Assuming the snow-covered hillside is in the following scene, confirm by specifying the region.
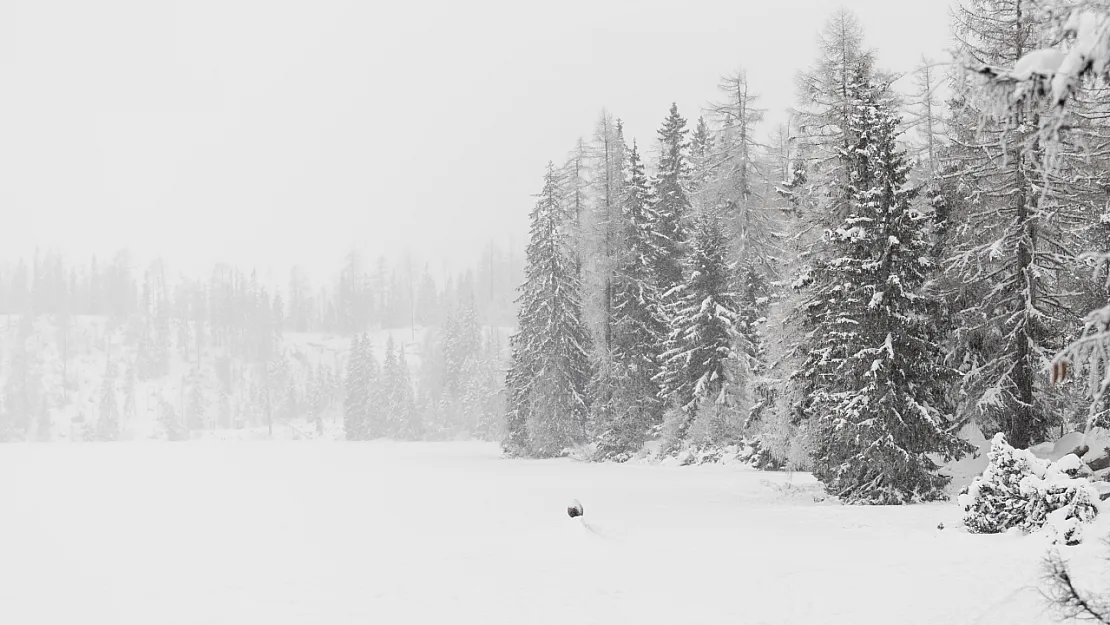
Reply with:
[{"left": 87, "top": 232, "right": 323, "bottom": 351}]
[
  {"left": 0, "top": 314, "right": 492, "bottom": 442},
  {"left": 0, "top": 440, "right": 1100, "bottom": 625}
]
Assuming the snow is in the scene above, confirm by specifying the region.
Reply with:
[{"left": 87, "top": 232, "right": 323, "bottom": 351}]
[
  {"left": 0, "top": 440, "right": 1102, "bottom": 625},
  {"left": 1041, "top": 427, "right": 1110, "bottom": 463},
  {"left": 1011, "top": 49, "right": 1066, "bottom": 80}
]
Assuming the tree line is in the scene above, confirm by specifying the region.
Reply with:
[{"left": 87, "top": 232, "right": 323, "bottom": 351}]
[
  {"left": 0, "top": 245, "right": 512, "bottom": 442},
  {"left": 503, "top": 2, "right": 1110, "bottom": 505}
]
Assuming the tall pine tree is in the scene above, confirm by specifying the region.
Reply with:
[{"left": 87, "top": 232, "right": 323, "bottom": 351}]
[
  {"left": 651, "top": 104, "right": 693, "bottom": 303},
  {"left": 343, "top": 334, "right": 368, "bottom": 440},
  {"left": 802, "top": 69, "right": 967, "bottom": 503},
  {"left": 594, "top": 142, "right": 667, "bottom": 460},
  {"left": 503, "top": 164, "right": 593, "bottom": 458},
  {"left": 657, "top": 213, "right": 747, "bottom": 452}
]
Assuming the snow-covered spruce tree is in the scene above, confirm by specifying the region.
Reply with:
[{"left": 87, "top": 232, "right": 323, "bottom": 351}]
[
  {"left": 689, "top": 116, "right": 714, "bottom": 190},
  {"left": 443, "top": 293, "right": 481, "bottom": 399},
  {"left": 158, "top": 398, "right": 187, "bottom": 441},
  {"left": 397, "top": 361, "right": 422, "bottom": 440},
  {"left": 362, "top": 337, "right": 385, "bottom": 438},
  {"left": 650, "top": 104, "right": 693, "bottom": 310},
  {"left": 802, "top": 69, "right": 968, "bottom": 504},
  {"left": 96, "top": 360, "right": 121, "bottom": 442},
  {"left": 123, "top": 365, "right": 137, "bottom": 428},
  {"left": 947, "top": 0, "right": 1084, "bottom": 448},
  {"left": 502, "top": 163, "right": 593, "bottom": 458},
  {"left": 759, "top": 10, "right": 879, "bottom": 469},
  {"left": 186, "top": 370, "right": 208, "bottom": 430},
  {"left": 382, "top": 335, "right": 401, "bottom": 437},
  {"left": 461, "top": 332, "right": 505, "bottom": 441},
  {"left": 381, "top": 337, "right": 419, "bottom": 439},
  {"left": 35, "top": 402, "right": 50, "bottom": 442},
  {"left": 657, "top": 212, "right": 746, "bottom": 454},
  {"left": 593, "top": 142, "right": 667, "bottom": 460},
  {"left": 343, "top": 333, "right": 368, "bottom": 440},
  {"left": 502, "top": 340, "right": 532, "bottom": 456},
  {"left": 960, "top": 434, "right": 1098, "bottom": 545}
]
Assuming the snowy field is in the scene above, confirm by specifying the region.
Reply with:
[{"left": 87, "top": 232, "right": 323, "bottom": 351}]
[{"left": 0, "top": 441, "right": 1100, "bottom": 625}]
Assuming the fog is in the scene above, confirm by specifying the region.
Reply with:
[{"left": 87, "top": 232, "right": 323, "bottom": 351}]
[
  {"left": 0, "top": 0, "right": 950, "bottom": 280},
  {"left": 10, "top": 2, "right": 1105, "bottom": 623}
]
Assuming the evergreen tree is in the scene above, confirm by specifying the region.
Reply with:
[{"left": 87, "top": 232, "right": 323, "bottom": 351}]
[
  {"left": 802, "top": 70, "right": 967, "bottom": 503},
  {"left": 343, "top": 334, "right": 368, "bottom": 440},
  {"left": 650, "top": 104, "right": 693, "bottom": 300},
  {"left": 363, "top": 338, "right": 384, "bottom": 438},
  {"left": 186, "top": 370, "right": 207, "bottom": 430},
  {"left": 96, "top": 360, "right": 120, "bottom": 442},
  {"left": 382, "top": 335, "right": 402, "bottom": 436},
  {"left": 502, "top": 164, "right": 594, "bottom": 457},
  {"left": 503, "top": 342, "right": 532, "bottom": 455},
  {"left": 159, "top": 398, "right": 188, "bottom": 442},
  {"left": 947, "top": 0, "right": 1086, "bottom": 448},
  {"left": 2, "top": 318, "right": 32, "bottom": 440},
  {"left": 397, "top": 361, "right": 421, "bottom": 440},
  {"left": 444, "top": 294, "right": 481, "bottom": 398},
  {"left": 594, "top": 142, "right": 666, "bottom": 460},
  {"left": 657, "top": 213, "right": 747, "bottom": 451},
  {"left": 123, "top": 365, "right": 137, "bottom": 427},
  {"left": 35, "top": 402, "right": 51, "bottom": 442}
]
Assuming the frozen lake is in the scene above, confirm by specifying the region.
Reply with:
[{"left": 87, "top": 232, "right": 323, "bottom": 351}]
[{"left": 0, "top": 441, "right": 1085, "bottom": 624}]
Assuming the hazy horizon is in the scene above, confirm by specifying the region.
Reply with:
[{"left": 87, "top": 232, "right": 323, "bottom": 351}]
[{"left": 0, "top": 0, "right": 952, "bottom": 283}]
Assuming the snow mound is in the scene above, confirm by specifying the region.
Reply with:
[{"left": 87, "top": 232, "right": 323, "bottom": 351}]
[
  {"left": 960, "top": 433, "right": 1100, "bottom": 545},
  {"left": 1012, "top": 49, "right": 1066, "bottom": 80}
]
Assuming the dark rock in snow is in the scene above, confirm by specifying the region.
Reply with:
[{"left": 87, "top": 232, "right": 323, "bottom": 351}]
[
  {"left": 1088, "top": 447, "right": 1110, "bottom": 472},
  {"left": 567, "top": 499, "right": 583, "bottom": 519}
]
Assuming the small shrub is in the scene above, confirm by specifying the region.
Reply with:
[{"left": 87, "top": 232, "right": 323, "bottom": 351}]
[{"left": 959, "top": 433, "right": 1099, "bottom": 545}]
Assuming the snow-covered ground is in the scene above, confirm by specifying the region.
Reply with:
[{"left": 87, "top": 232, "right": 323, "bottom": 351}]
[{"left": 0, "top": 441, "right": 1102, "bottom": 624}]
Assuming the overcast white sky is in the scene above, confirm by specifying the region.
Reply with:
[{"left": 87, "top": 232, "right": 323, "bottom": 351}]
[{"left": 0, "top": 0, "right": 953, "bottom": 284}]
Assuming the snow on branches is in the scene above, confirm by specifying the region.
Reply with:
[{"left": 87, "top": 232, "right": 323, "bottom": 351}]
[{"left": 960, "top": 433, "right": 1100, "bottom": 545}]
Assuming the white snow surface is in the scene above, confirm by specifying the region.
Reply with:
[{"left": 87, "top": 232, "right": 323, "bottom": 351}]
[
  {"left": 1011, "top": 49, "right": 1066, "bottom": 80},
  {"left": 0, "top": 440, "right": 1103, "bottom": 625}
]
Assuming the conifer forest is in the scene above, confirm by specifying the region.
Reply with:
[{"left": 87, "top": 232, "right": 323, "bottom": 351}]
[{"left": 9, "top": 1, "right": 1110, "bottom": 623}]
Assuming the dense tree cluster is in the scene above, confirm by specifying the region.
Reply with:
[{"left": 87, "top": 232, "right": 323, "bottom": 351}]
[
  {"left": 0, "top": 242, "right": 510, "bottom": 443},
  {"left": 501, "top": 2, "right": 1110, "bottom": 507}
]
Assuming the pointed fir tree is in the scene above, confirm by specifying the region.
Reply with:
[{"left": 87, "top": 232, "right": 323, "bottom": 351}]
[
  {"left": 593, "top": 142, "right": 667, "bottom": 460},
  {"left": 502, "top": 163, "right": 594, "bottom": 457},
  {"left": 801, "top": 70, "right": 969, "bottom": 504},
  {"left": 186, "top": 370, "right": 208, "bottom": 430},
  {"left": 343, "top": 334, "right": 368, "bottom": 440},
  {"left": 382, "top": 335, "right": 402, "bottom": 437},
  {"left": 650, "top": 104, "right": 693, "bottom": 301},
  {"left": 96, "top": 360, "right": 121, "bottom": 442},
  {"left": 397, "top": 361, "right": 422, "bottom": 440},
  {"left": 503, "top": 341, "right": 532, "bottom": 455},
  {"left": 444, "top": 293, "right": 481, "bottom": 399},
  {"left": 122, "top": 365, "right": 137, "bottom": 427},
  {"left": 363, "top": 337, "right": 384, "bottom": 438},
  {"left": 657, "top": 212, "right": 747, "bottom": 452},
  {"left": 35, "top": 401, "right": 51, "bottom": 442}
]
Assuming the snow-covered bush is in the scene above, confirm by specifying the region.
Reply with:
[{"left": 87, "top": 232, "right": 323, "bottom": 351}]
[
  {"left": 659, "top": 435, "right": 788, "bottom": 470},
  {"left": 959, "top": 433, "right": 1099, "bottom": 544},
  {"left": 157, "top": 399, "right": 188, "bottom": 442}
]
